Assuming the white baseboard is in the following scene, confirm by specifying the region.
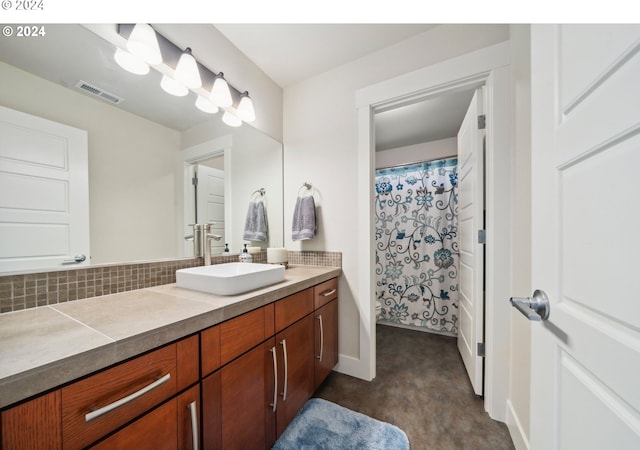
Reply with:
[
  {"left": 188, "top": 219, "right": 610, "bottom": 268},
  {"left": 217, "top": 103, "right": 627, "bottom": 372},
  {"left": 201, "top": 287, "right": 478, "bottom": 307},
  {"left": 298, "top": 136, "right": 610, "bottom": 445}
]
[{"left": 506, "top": 399, "right": 530, "bottom": 450}]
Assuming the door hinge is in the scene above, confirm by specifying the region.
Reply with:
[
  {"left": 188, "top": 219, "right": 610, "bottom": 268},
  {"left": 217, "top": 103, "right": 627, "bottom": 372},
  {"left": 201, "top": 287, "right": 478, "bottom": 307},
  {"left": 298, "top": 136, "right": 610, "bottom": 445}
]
[
  {"left": 477, "top": 342, "right": 485, "bottom": 357},
  {"left": 477, "top": 229, "right": 486, "bottom": 244},
  {"left": 192, "top": 176, "right": 198, "bottom": 187},
  {"left": 477, "top": 114, "right": 486, "bottom": 130}
]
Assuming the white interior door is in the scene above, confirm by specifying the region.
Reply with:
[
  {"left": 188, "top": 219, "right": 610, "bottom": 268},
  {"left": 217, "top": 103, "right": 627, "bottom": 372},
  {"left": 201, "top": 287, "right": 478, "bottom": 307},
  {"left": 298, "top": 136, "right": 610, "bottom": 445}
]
[
  {"left": 457, "top": 88, "right": 485, "bottom": 396},
  {"left": 0, "top": 106, "right": 89, "bottom": 273},
  {"left": 196, "top": 164, "right": 225, "bottom": 255},
  {"left": 530, "top": 25, "right": 640, "bottom": 449}
]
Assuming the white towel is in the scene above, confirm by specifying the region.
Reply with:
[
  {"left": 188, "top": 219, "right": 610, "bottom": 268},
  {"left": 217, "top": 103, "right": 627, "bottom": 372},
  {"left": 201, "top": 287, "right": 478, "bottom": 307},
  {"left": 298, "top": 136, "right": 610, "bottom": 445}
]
[
  {"left": 292, "top": 196, "right": 316, "bottom": 240},
  {"left": 243, "top": 200, "right": 268, "bottom": 241}
]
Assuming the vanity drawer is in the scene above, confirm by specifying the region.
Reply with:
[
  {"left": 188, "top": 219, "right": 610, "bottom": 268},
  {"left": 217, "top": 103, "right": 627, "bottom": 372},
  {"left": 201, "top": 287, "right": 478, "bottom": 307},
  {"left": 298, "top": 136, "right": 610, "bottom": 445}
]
[
  {"left": 61, "top": 344, "right": 178, "bottom": 450},
  {"left": 313, "top": 278, "right": 338, "bottom": 309},
  {"left": 275, "top": 288, "right": 313, "bottom": 333},
  {"left": 201, "top": 303, "right": 275, "bottom": 372}
]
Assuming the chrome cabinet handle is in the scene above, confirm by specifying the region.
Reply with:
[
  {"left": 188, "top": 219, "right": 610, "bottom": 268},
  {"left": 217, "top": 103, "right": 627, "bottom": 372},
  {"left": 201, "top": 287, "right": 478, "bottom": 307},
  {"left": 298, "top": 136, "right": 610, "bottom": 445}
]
[
  {"left": 280, "top": 340, "right": 288, "bottom": 401},
  {"left": 63, "top": 254, "right": 86, "bottom": 264},
  {"left": 269, "top": 346, "right": 278, "bottom": 412},
  {"left": 188, "top": 400, "right": 199, "bottom": 450},
  {"left": 321, "top": 288, "right": 337, "bottom": 297},
  {"left": 85, "top": 373, "right": 171, "bottom": 422},
  {"left": 510, "top": 289, "right": 550, "bottom": 321},
  {"left": 317, "top": 315, "right": 324, "bottom": 362}
]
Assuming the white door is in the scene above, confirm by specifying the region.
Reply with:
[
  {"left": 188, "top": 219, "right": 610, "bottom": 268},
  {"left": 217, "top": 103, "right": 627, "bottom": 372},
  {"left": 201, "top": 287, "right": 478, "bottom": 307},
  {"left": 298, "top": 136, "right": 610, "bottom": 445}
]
[
  {"left": 457, "top": 88, "right": 485, "bottom": 396},
  {"left": 530, "top": 25, "right": 640, "bottom": 449},
  {"left": 0, "top": 106, "right": 89, "bottom": 272},
  {"left": 196, "top": 164, "right": 225, "bottom": 255}
]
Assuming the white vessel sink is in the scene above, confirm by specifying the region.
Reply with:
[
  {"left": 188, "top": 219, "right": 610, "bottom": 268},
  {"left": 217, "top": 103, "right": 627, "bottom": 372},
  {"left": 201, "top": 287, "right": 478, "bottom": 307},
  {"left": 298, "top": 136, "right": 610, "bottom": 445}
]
[{"left": 176, "top": 263, "right": 285, "bottom": 295}]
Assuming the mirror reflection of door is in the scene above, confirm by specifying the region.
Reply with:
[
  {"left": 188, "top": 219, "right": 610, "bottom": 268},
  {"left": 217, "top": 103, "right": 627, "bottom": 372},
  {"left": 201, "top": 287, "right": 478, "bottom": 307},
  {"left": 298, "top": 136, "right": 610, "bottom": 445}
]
[
  {"left": 0, "top": 106, "right": 90, "bottom": 272},
  {"left": 195, "top": 162, "right": 225, "bottom": 255}
]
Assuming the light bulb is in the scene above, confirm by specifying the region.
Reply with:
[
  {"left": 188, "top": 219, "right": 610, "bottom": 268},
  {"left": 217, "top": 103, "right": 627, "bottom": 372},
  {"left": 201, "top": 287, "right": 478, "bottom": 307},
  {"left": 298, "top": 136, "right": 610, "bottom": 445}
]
[
  {"left": 237, "top": 92, "right": 256, "bottom": 123},
  {"left": 195, "top": 95, "right": 219, "bottom": 114},
  {"left": 175, "top": 48, "right": 201, "bottom": 89},
  {"left": 160, "top": 75, "right": 188, "bottom": 97},
  {"left": 126, "top": 23, "right": 162, "bottom": 65},
  {"left": 210, "top": 73, "right": 232, "bottom": 107},
  {"left": 114, "top": 48, "right": 149, "bottom": 75},
  {"left": 222, "top": 110, "right": 242, "bottom": 127}
]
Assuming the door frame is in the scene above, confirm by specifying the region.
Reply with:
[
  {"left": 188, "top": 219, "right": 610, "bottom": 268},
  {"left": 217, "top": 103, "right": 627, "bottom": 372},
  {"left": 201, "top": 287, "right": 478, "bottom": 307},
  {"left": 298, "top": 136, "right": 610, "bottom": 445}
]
[{"left": 354, "top": 41, "right": 511, "bottom": 420}]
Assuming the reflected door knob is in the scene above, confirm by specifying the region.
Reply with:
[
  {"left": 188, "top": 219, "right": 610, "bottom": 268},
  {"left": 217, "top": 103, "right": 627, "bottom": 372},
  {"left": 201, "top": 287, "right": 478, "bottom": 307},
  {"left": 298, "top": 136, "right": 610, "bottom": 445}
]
[{"left": 510, "top": 289, "right": 550, "bottom": 321}]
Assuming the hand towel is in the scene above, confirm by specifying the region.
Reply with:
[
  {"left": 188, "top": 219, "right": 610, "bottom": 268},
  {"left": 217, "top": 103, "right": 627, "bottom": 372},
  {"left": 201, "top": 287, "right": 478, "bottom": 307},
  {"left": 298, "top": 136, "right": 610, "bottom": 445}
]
[
  {"left": 292, "top": 195, "right": 316, "bottom": 240},
  {"left": 243, "top": 200, "right": 269, "bottom": 241}
]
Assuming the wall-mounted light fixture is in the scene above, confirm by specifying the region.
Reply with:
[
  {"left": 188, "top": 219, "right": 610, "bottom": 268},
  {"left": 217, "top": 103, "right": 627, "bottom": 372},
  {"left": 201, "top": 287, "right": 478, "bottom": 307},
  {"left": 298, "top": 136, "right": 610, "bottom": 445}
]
[
  {"left": 126, "top": 23, "right": 162, "bottom": 65},
  {"left": 113, "top": 24, "right": 256, "bottom": 126},
  {"left": 114, "top": 48, "right": 149, "bottom": 75}
]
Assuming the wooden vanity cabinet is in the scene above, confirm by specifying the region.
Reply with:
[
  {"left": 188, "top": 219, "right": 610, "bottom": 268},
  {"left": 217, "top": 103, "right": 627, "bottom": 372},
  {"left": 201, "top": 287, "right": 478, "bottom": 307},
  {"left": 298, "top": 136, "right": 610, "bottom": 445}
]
[
  {"left": 201, "top": 279, "right": 338, "bottom": 449},
  {"left": 1, "top": 276, "right": 339, "bottom": 450}
]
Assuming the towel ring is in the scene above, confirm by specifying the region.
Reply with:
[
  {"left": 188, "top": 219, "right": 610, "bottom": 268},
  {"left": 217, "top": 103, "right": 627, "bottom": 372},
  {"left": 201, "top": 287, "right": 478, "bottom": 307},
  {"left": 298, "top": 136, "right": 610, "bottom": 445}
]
[
  {"left": 251, "top": 188, "right": 266, "bottom": 200},
  {"left": 297, "top": 182, "right": 312, "bottom": 197}
]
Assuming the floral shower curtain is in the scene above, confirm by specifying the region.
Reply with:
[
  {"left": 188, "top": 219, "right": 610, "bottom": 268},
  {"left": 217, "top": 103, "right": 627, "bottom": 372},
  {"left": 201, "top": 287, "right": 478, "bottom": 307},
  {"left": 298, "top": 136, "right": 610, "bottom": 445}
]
[{"left": 375, "top": 158, "right": 458, "bottom": 335}]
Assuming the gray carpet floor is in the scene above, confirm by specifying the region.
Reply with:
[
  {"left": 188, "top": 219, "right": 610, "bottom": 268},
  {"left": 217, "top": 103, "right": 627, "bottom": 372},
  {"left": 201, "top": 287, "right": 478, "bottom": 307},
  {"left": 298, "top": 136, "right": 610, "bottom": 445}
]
[{"left": 314, "top": 324, "right": 515, "bottom": 450}]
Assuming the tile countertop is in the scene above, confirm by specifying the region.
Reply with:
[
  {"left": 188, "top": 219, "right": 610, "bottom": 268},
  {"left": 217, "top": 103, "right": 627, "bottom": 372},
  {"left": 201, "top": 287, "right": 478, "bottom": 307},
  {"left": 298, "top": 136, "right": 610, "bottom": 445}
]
[{"left": 0, "top": 265, "right": 341, "bottom": 409}]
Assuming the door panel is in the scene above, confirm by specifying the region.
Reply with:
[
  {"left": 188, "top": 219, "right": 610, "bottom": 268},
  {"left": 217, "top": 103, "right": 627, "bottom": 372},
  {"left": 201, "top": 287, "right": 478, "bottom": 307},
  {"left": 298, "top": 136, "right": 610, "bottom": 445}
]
[
  {"left": 0, "top": 106, "right": 89, "bottom": 272},
  {"left": 530, "top": 24, "right": 640, "bottom": 449},
  {"left": 456, "top": 88, "right": 485, "bottom": 396}
]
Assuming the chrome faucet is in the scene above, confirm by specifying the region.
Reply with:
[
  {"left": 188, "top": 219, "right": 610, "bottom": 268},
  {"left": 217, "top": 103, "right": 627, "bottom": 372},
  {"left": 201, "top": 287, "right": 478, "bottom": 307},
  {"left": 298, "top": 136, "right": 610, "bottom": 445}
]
[
  {"left": 185, "top": 223, "right": 222, "bottom": 265},
  {"left": 201, "top": 223, "right": 222, "bottom": 266}
]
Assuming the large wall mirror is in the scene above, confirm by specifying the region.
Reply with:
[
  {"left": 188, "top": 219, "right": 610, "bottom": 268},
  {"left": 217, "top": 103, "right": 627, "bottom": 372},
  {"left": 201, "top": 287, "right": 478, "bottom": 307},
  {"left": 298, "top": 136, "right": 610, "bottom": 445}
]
[{"left": 0, "top": 24, "right": 283, "bottom": 274}]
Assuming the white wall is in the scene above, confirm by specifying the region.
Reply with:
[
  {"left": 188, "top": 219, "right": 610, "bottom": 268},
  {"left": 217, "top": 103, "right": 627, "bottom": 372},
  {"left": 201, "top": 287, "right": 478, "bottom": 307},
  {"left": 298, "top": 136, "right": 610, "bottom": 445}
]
[
  {"left": 375, "top": 138, "right": 457, "bottom": 169},
  {"left": 0, "top": 62, "right": 182, "bottom": 264},
  {"left": 507, "top": 25, "right": 533, "bottom": 450},
  {"left": 283, "top": 25, "right": 510, "bottom": 366}
]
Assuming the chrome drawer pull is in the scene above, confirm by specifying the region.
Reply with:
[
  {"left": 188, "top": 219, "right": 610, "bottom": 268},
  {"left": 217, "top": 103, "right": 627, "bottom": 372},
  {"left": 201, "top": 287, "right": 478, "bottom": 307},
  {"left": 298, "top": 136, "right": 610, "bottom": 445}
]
[
  {"left": 317, "top": 315, "right": 324, "bottom": 362},
  {"left": 269, "top": 346, "right": 278, "bottom": 412},
  {"left": 188, "top": 400, "right": 199, "bottom": 450},
  {"left": 321, "top": 288, "right": 336, "bottom": 297},
  {"left": 85, "top": 373, "right": 171, "bottom": 422},
  {"left": 280, "top": 340, "right": 288, "bottom": 401}
]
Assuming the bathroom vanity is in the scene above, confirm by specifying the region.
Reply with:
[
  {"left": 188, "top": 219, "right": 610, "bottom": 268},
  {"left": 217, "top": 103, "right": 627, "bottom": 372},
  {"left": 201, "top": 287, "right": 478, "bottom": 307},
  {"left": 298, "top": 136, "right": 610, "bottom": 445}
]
[{"left": 0, "top": 265, "right": 340, "bottom": 450}]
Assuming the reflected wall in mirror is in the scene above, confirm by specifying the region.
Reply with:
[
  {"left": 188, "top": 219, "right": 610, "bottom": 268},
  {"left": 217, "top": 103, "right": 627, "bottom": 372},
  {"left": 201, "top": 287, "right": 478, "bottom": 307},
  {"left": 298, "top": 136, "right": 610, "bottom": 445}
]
[{"left": 0, "top": 24, "right": 283, "bottom": 274}]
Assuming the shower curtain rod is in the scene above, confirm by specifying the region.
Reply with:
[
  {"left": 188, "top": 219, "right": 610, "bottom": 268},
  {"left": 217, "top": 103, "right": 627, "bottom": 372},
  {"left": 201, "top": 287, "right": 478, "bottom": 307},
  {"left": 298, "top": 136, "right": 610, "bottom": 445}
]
[{"left": 376, "top": 154, "right": 457, "bottom": 171}]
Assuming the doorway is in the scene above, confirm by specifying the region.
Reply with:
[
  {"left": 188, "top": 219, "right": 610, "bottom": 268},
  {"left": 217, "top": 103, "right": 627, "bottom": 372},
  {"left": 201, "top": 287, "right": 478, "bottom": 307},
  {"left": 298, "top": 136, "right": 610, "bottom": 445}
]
[
  {"left": 356, "top": 41, "right": 511, "bottom": 421},
  {"left": 373, "top": 86, "right": 486, "bottom": 396}
]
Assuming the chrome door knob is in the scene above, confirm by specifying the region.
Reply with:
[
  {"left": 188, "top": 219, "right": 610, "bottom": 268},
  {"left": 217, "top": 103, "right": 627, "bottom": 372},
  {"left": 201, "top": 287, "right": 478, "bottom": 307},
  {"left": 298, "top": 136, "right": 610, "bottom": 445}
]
[{"left": 510, "top": 289, "right": 550, "bottom": 321}]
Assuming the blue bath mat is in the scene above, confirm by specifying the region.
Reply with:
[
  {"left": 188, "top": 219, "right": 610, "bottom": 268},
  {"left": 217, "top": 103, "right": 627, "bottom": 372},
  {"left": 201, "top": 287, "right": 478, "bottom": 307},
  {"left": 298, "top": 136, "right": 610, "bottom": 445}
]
[{"left": 272, "top": 398, "right": 410, "bottom": 450}]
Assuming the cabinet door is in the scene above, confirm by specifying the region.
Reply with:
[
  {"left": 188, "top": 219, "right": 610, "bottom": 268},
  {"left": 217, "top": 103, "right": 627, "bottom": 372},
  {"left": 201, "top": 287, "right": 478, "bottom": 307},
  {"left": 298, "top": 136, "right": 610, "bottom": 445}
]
[
  {"left": 203, "top": 339, "right": 275, "bottom": 450},
  {"left": 90, "top": 399, "right": 177, "bottom": 450},
  {"left": 275, "top": 314, "right": 314, "bottom": 437},
  {"left": 314, "top": 299, "right": 339, "bottom": 389},
  {"left": 1, "top": 391, "right": 62, "bottom": 450}
]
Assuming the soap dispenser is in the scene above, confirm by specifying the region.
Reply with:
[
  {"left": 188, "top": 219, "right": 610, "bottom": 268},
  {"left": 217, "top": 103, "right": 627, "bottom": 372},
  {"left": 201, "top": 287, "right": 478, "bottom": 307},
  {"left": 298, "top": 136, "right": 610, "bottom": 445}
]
[
  {"left": 239, "top": 244, "right": 252, "bottom": 263},
  {"left": 223, "top": 243, "right": 230, "bottom": 255}
]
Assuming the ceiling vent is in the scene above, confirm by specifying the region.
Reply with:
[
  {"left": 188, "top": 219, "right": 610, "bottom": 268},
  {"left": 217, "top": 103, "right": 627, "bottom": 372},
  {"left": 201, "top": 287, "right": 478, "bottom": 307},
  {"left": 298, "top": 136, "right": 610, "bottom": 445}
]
[{"left": 74, "top": 80, "right": 124, "bottom": 105}]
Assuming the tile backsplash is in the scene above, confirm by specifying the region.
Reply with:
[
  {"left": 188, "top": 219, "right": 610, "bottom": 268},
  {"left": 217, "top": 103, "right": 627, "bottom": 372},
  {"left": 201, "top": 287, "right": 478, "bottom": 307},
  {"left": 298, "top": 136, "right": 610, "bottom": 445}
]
[{"left": 0, "top": 251, "right": 341, "bottom": 314}]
